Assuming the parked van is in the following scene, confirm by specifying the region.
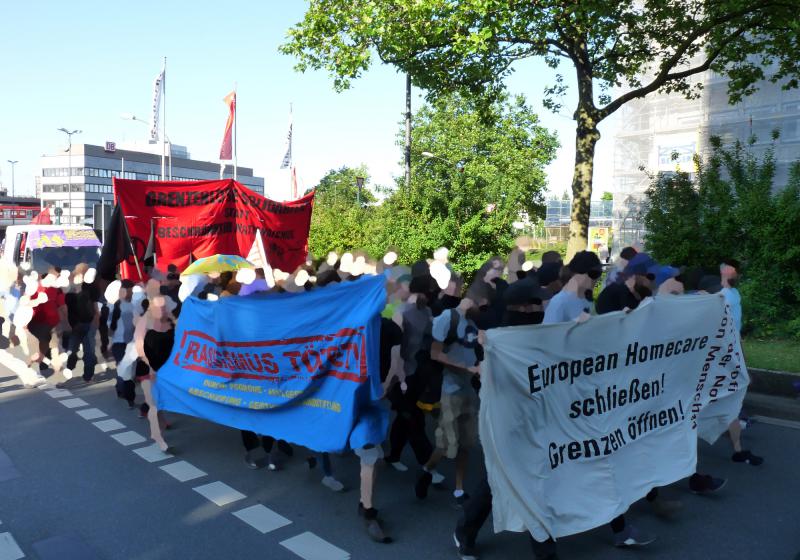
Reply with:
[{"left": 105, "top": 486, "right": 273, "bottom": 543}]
[{"left": 0, "top": 224, "right": 101, "bottom": 275}]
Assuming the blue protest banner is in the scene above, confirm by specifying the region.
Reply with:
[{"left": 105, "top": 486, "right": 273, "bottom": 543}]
[{"left": 153, "top": 275, "right": 389, "bottom": 452}]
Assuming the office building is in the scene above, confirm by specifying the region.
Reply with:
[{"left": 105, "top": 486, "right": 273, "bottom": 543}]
[
  {"left": 611, "top": 65, "right": 800, "bottom": 247},
  {"left": 38, "top": 142, "right": 265, "bottom": 225}
]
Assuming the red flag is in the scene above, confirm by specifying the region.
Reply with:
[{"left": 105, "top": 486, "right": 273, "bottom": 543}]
[
  {"left": 219, "top": 91, "right": 236, "bottom": 160},
  {"left": 30, "top": 207, "right": 51, "bottom": 225}
]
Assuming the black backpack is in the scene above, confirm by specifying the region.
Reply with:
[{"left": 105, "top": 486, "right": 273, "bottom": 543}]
[{"left": 416, "top": 309, "right": 461, "bottom": 411}]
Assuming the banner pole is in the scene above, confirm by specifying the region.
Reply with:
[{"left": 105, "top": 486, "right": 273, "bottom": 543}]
[
  {"left": 233, "top": 83, "right": 238, "bottom": 181},
  {"left": 161, "top": 56, "right": 167, "bottom": 181}
]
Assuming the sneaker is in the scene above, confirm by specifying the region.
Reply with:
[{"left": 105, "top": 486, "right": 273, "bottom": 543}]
[
  {"left": 691, "top": 476, "right": 727, "bottom": 494},
  {"left": 365, "top": 518, "right": 392, "bottom": 544},
  {"left": 453, "top": 531, "right": 478, "bottom": 560},
  {"left": 62, "top": 368, "right": 74, "bottom": 380},
  {"left": 732, "top": 450, "right": 764, "bottom": 466},
  {"left": 138, "top": 409, "right": 147, "bottom": 419},
  {"left": 322, "top": 476, "right": 344, "bottom": 492},
  {"left": 613, "top": 525, "right": 656, "bottom": 547},
  {"left": 415, "top": 471, "right": 433, "bottom": 499},
  {"left": 431, "top": 469, "right": 445, "bottom": 485},
  {"left": 650, "top": 499, "right": 683, "bottom": 518},
  {"left": 387, "top": 460, "right": 409, "bottom": 472},
  {"left": 267, "top": 461, "right": 278, "bottom": 471}
]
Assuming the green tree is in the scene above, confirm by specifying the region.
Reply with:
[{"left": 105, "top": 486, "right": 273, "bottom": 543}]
[
  {"left": 601, "top": 191, "right": 614, "bottom": 202},
  {"left": 375, "top": 92, "right": 558, "bottom": 272},
  {"left": 306, "top": 166, "right": 378, "bottom": 258},
  {"left": 642, "top": 137, "right": 800, "bottom": 338},
  {"left": 282, "top": 0, "right": 800, "bottom": 258}
]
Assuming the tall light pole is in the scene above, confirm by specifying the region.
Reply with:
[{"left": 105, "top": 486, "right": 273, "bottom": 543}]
[
  {"left": 121, "top": 112, "right": 172, "bottom": 179},
  {"left": 58, "top": 128, "right": 81, "bottom": 225},
  {"left": 6, "top": 160, "right": 18, "bottom": 225}
]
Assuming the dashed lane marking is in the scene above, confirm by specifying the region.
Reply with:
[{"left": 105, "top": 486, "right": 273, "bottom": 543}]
[
  {"left": 0, "top": 532, "right": 25, "bottom": 560},
  {"left": 44, "top": 389, "right": 72, "bottom": 399},
  {"left": 110, "top": 431, "right": 147, "bottom": 446},
  {"left": 58, "top": 398, "right": 88, "bottom": 409},
  {"left": 280, "top": 531, "right": 350, "bottom": 560},
  {"left": 192, "top": 481, "right": 246, "bottom": 507},
  {"left": 75, "top": 408, "right": 107, "bottom": 420},
  {"left": 92, "top": 419, "right": 126, "bottom": 432},
  {"left": 232, "top": 504, "right": 292, "bottom": 534},
  {"left": 159, "top": 460, "right": 207, "bottom": 482},
  {"left": 132, "top": 443, "right": 173, "bottom": 463}
]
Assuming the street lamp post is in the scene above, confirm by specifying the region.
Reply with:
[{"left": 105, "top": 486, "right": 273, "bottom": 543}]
[
  {"left": 121, "top": 113, "right": 172, "bottom": 179},
  {"left": 355, "top": 176, "right": 365, "bottom": 206},
  {"left": 6, "top": 160, "right": 18, "bottom": 225},
  {"left": 58, "top": 128, "right": 81, "bottom": 225}
]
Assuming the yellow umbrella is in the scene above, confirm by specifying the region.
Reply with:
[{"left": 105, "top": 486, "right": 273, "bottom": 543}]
[{"left": 181, "top": 254, "right": 255, "bottom": 277}]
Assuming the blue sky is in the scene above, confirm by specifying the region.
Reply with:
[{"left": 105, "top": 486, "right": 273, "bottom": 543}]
[{"left": 0, "top": 0, "right": 615, "bottom": 200}]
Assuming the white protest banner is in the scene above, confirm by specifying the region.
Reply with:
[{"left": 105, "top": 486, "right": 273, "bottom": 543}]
[{"left": 479, "top": 293, "right": 747, "bottom": 541}]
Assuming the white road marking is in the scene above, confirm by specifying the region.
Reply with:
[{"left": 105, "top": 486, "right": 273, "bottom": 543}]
[
  {"left": 110, "top": 431, "right": 147, "bottom": 446},
  {"left": 751, "top": 415, "right": 800, "bottom": 430},
  {"left": 75, "top": 408, "right": 107, "bottom": 420},
  {"left": 0, "top": 532, "right": 25, "bottom": 560},
  {"left": 280, "top": 532, "right": 350, "bottom": 560},
  {"left": 159, "top": 461, "right": 206, "bottom": 482},
  {"left": 192, "top": 481, "right": 246, "bottom": 507},
  {"left": 44, "top": 389, "right": 72, "bottom": 399},
  {"left": 92, "top": 419, "right": 125, "bottom": 433},
  {"left": 58, "top": 398, "right": 88, "bottom": 409},
  {"left": 232, "top": 504, "right": 292, "bottom": 534},
  {"left": 132, "top": 443, "right": 173, "bottom": 463}
]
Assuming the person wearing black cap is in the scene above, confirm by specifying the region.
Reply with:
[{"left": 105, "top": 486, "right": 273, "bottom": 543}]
[
  {"left": 595, "top": 252, "right": 656, "bottom": 315},
  {"left": 542, "top": 251, "right": 601, "bottom": 324},
  {"left": 536, "top": 261, "right": 563, "bottom": 296},
  {"left": 454, "top": 274, "right": 556, "bottom": 560}
]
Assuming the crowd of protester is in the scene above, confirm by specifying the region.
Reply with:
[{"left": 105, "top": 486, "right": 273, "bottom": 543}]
[{"left": 0, "top": 242, "right": 763, "bottom": 559}]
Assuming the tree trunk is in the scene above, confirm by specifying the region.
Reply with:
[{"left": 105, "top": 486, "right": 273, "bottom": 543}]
[
  {"left": 404, "top": 73, "right": 412, "bottom": 189},
  {"left": 566, "top": 113, "right": 600, "bottom": 259}
]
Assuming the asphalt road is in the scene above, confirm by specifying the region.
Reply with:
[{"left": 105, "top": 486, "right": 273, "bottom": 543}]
[{"left": 1, "top": 341, "right": 799, "bottom": 560}]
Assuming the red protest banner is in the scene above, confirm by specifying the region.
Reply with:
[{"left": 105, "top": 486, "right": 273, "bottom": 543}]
[{"left": 113, "top": 179, "right": 314, "bottom": 279}]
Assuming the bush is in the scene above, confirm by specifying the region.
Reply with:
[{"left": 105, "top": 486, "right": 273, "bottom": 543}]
[{"left": 642, "top": 136, "right": 800, "bottom": 340}]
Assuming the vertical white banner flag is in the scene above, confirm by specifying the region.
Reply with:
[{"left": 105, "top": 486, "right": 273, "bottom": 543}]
[
  {"left": 280, "top": 114, "right": 292, "bottom": 169},
  {"left": 150, "top": 65, "right": 165, "bottom": 143}
]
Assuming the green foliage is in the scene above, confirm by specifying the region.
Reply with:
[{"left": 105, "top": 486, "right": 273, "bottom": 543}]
[
  {"left": 309, "top": 165, "right": 376, "bottom": 205},
  {"left": 642, "top": 140, "right": 800, "bottom": 339},
  {"left": 306, "top": 93, "right": 558, "bottom": 273},
  {"left": 601, "top": 191, "right": 614, "bottom": 201},
  {"left": 282, "top": 0, "right": 800, "bottom": 253}
]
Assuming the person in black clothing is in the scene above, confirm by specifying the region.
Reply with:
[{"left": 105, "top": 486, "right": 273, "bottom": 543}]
[
  {"left": 63, "top": 265, "right": 99, "bottom": 383},
  {"left": 596, "top": 253, "right": 725, "bottom": 547},
  {"left": 454, "top": 274, "right": 557, "bottom": 560}
]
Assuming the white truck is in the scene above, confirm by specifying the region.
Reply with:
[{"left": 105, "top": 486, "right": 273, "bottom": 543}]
[{"left": 0, "top": 224, "right": 101, "bottom": 276}]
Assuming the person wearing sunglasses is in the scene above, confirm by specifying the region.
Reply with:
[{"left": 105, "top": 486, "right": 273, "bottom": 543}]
[
  {"left": 542, "top": 251, "right": 602, "bottom": 325},
  {"left": 595, "top": 252, "right": 656, "bottom": 315}
]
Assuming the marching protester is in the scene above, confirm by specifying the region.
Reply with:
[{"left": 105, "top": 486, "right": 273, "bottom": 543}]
[{"left": 0, "top": 229, "right": 756, "bottom": 558}]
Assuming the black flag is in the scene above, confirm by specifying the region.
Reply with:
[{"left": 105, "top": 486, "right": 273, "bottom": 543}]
[
  {"left": 97, "top": 204, "right": 134, "bottom": 281},
  {"left": 143, "top": 218, "right": 156, "bottom": 267}
]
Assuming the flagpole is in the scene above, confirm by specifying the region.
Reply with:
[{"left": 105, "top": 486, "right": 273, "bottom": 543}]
[
  {"left": 233, "top": 83, "right": 238, "bottom": 181},
  {"left": 161, "top": 56, "right": 167, "bottom": 181}
]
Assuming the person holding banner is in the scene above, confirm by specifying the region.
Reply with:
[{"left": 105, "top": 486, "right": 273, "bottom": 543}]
[
  {"left": 543, "top": 251, "right": 601, "bottom": 325},
  {"left": 455, "top": 274, "right": 557, "bottom": 560}
]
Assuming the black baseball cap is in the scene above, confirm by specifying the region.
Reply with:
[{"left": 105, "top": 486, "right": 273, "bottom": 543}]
[{"left": 537, "top": 262, "right": 561, "bottom": 286}]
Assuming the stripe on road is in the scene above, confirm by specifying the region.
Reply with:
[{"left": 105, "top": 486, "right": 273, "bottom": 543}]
[
  {"left": 159, "top": 461, "right": 207, "bottom": 483},
  {"left": 75, "top": 408, "right": 107, "bottom": 420},
  {"left": 232, "top": 504, "right": 292, "bottom": 534},
  {"left": 280, "top": 532, "right": 349, "bottom": 560},
  {"left": 58, "top": 398, "right": 88, "bottom": 409},
  {"left": 192, "top": 481, "right": 246, "bottom": 507},
  {"left": 0, "top": 532, "right": 24, "bottom": 560},
  {"left": 110, "top": 431, "right": 147, "bottom": 446},
  {"left": 44, "top": 389, "right": 72, "bottom": 399},
  {"left": 132, "top": 443, "right": 173, "bottom": 463},
  {"left": 92, "top": 419, "right": 125, "bottom": 432}
]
